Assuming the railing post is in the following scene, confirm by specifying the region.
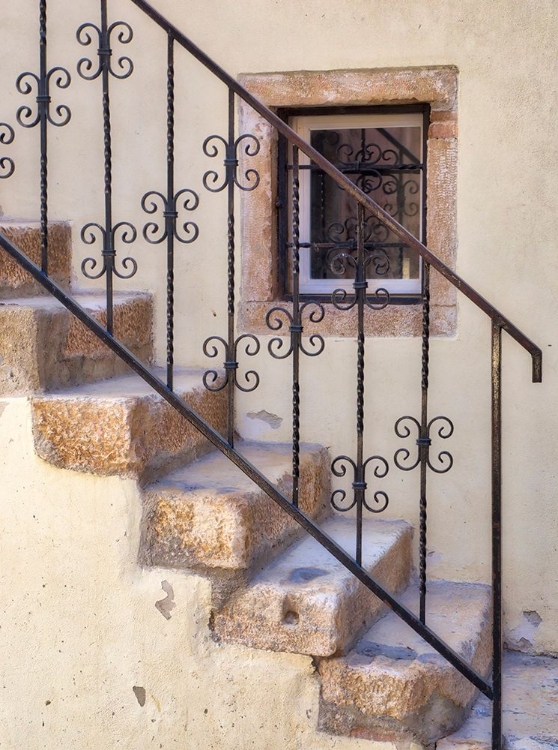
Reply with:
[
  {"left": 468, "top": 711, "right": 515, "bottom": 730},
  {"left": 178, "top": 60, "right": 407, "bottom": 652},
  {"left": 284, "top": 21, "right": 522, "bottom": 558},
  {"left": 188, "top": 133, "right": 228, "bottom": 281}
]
[{"left": 491, "top": 321, "right": 502, "bottom": 749}]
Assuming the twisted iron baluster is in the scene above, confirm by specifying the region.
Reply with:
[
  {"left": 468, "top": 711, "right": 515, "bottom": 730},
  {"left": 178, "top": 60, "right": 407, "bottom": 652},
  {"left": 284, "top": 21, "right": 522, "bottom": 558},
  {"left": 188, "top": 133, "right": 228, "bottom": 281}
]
[
  {"left": 291, "top": 148, "right": 302, "bottom": 506},
  {"left": 330, "top": 203, "right": 389, "bottom": 564},
  {"left": 166, "top": 32, "right": 175, "bottom": 389},
  {"left": 418, "top": 261, "right": 430, "bottom": 622},
  {"left": 16, "top": 0, "right": 71, "bottom": 274},
  {"left": 77, "top": 0, "right": 136, "bottom": 335},
  {"left": 225, "top": 89, "right": 236, "bottom": 446},
  {"left": 202, "top": 90, "right": 261, "bottom": 446}
]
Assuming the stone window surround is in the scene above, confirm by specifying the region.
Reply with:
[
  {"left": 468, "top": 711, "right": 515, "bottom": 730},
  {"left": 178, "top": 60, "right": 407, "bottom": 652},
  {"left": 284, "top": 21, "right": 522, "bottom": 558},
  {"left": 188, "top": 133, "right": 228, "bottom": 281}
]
[{"left": 237, "top": 66, "right": 458, "bottom": 337}]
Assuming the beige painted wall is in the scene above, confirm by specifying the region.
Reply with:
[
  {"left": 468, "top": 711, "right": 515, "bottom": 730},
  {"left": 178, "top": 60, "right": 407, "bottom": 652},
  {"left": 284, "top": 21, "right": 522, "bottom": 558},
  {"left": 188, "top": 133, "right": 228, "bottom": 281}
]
[
  {"left": 0, "top": 0, "right": 556, "bottom": 699},
  {"left": 1, "top": 398, "right": 411, "bottom": 750}
]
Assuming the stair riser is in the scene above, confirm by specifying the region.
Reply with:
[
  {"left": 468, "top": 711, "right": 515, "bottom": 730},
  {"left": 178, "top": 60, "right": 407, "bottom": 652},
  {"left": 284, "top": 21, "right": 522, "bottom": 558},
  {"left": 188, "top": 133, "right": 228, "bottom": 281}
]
[
  {"left": 31, "top": 382, "right": 227, "bottom": 483},
  {"left": 0, "top": 295, "right": 153, "bottom": 395},
  {"left": 0, "top": 223, "right": 71, "bottom": 298},
  {"left": 140, "top": 448, "right": 331, "bottom": 573}
]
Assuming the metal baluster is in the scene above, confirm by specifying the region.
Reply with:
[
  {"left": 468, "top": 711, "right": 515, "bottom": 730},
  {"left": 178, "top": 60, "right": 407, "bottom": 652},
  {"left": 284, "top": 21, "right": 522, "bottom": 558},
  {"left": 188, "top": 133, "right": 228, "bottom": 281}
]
[
  {"left": 354, "top": 203, "right": 367, "bottom": 563},
  {"left": 491, "top": 322, "right": 502, "bottom": 750},
  {"left": 77, "top": 0, "right": 137, "bottom": 337},
  {"left": 225, "top": 89, "right": 237, "bottom": 446},
  {"left": 37, "top": 0, "right": 49, "bottom": 273},
  {"left": 100, "top": 0, "right": 115, "bottom": 332},
  {"left": 16, "top": 0, "right": 71, "bottom": 275},
  {"left": 165, "top": 32, "right": 176, "bottom": 389},
  {"left": 418, "top": 261, "right": 430, "bottom": 623},
  {"left": 290, "top": 147, "right": 302, "bottom": 506}
]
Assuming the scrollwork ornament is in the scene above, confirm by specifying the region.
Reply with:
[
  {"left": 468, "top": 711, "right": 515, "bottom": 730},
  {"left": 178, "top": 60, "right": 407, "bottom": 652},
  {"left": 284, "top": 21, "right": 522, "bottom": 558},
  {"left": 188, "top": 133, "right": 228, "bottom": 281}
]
[
  {"left": 394, "top": 415, "right": 454, "bottom": 474},
  {"left": 202, "top": 133, "right": 260, "bottom": 193},
  {"left": 16, "top": 65, "right": 71, "bottom": 129},
  {"left": 80, "top": 221, "right": 138, "bottom": 280},
  {"left": 141, "top": 188, "right": 199, "bottom": 244},
  {"left": 77, "top": 20, "right": 134, "bottom": 81},
  {"left": 203, "top": 334, "right": 260, "bottom": 393},
  {"left": 330, "top": 454, "right": 389, "bottom": 514},
  {"left": 265, "top": 303, "right": 325, "bottom": 360},
  {"left": 0, "top": 123, "right": 15, "bottom": 179}
]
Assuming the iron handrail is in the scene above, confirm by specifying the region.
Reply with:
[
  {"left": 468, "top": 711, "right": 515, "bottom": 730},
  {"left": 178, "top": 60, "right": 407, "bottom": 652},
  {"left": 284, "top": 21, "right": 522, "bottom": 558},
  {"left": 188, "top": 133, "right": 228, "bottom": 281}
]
[{"left": 131, "top": 0, "right": 542, "bottom": 383}]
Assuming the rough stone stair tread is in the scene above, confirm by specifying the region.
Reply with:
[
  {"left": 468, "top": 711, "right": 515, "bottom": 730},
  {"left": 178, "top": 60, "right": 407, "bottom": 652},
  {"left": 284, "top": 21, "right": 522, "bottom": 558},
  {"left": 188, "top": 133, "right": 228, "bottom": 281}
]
[
  {"left": 349, "top": 580, "right": 491, "bottom": 661},
  {"left": 214, "top": 517, "right": 412, "bottom": 657},
  {"left": 318, "top": 580, "right": 492, "bottom": 744},
  {"left": 150, "top": 439, "right": 324, "bottom": 494},
  {"left": 32, "top": 366, "right": 204, "bottom": 399},
  {"left": 141, "top": 440, "right": 330, "bottom": 576},
  {"left": 438, "top": 652, "right": 558, "bottom": 749}
]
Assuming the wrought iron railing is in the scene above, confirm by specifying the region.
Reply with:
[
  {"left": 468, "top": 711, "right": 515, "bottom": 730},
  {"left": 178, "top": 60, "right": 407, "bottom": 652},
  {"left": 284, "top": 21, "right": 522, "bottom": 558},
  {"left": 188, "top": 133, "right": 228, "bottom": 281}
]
[{"left": 0, "top": 2, "right": 542, "bottom": 747}]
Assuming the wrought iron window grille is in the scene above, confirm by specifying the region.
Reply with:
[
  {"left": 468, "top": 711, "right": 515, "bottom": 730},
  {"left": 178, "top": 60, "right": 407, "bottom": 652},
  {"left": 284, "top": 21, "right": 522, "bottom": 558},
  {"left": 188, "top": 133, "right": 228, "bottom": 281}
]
[{"left": 277, "top": 105, "right": 429, "bottom": 304}]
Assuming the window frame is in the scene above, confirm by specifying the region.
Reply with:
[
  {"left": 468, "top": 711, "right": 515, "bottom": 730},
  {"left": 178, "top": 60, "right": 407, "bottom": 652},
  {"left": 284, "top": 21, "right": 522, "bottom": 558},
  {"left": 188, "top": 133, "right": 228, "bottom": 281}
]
[{"left": 237, "top": 67, "right": 458, "bottom": 338}]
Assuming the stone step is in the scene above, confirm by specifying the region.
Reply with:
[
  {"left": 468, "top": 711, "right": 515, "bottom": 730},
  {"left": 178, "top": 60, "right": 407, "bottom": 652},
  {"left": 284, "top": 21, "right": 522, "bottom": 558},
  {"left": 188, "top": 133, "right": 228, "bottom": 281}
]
[
  {"left": 0, "top": 220, "right": 71, "bottom": 298},
  {"left": 318, "top": 580, "right": 493, "bottom": 745},
  {"left": 438, "top": 652, "right": 558, "bottom": 750},
  {"left": 0, "top": 292, "right": 153, "bottom": 395},
  {"left": 31, "top": 368, "right": 227, "bottom": 483},
  {"left": 140, "top": 441, "right": 330, "bottom": 576},
  {"left": 213, "top": 517, "right": 412, "bottom": 657}
]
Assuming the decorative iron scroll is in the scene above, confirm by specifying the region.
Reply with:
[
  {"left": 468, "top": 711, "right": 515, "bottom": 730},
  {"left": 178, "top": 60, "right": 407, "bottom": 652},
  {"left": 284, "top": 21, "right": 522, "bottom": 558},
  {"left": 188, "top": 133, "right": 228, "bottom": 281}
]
[
  {"left": 203, "top": 334, "right": 260, "bottom": 392},
  {"left": 202, "top": 133, "right": 260, "bottom": 193},
  {"left": 0, "top": 124, "right": 15, "bottom": 179},
  {"left": 394, "top": 415, "right": 454, "bottom": 474},
  {"left": 331, "top": 455, "right": 389, "bottom": 513}
]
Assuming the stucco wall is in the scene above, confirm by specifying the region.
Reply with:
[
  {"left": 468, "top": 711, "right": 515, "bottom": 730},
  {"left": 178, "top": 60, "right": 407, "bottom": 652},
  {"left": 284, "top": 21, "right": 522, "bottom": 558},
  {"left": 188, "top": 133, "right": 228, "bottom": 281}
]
[{"left": 0, "top": 0, "right": 557, "bottom": 717}]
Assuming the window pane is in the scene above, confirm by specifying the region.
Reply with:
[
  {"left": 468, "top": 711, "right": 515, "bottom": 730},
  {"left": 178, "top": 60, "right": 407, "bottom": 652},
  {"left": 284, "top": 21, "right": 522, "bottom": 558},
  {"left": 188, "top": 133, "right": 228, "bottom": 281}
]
[{"left": 309, "top": 126, "right": 422, "bottom": 282}]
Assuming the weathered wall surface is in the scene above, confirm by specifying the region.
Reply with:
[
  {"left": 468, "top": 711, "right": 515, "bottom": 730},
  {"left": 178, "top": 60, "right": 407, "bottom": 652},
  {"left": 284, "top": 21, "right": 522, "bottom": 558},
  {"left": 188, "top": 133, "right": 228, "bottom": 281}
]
[
  {"left": 0, "top": 399, "right": 401, "bottom": 750},
  {"left": 0, "top": 1, "right": 557, "bottom": 733}
]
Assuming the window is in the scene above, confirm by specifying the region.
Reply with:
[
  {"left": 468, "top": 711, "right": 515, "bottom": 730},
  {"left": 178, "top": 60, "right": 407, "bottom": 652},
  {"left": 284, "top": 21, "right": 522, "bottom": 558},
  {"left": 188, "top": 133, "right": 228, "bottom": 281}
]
[
  {"left": 280, "top": 107, "right": 428, "bottom": 298},
  {"left": 237, "top": 67, "right": 457, "bottom": 337}
]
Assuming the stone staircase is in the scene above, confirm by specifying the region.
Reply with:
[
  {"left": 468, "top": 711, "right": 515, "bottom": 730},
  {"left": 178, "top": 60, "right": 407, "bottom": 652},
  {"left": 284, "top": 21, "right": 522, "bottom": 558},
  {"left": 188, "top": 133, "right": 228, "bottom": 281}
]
[{"left": 0, "top": 219, "right": 497, "bottom": 746}]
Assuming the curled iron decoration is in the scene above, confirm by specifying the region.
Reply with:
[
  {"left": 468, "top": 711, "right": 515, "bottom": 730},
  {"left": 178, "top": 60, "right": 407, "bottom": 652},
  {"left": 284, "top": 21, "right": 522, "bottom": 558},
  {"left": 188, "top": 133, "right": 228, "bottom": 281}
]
[
  {"left": 81, "top": 221, "right": 138, "bottom": 279},
  {"left": 203, "top": 334, "right": 260, "bottom": 393},
  {"left": 77, "top": 21, "right": 134, "bottom": 80},
  {"left": 141, "top": 188, "right": 199, "bottom": 244},
  {"left": 16, "top": 66, "right": 71, "bottom": 129},
  {"left": 266, "top": 303, "right": 325, "bottom": 360},
  {"left": 394, "top": 415, "right": 454, "bottom": 474},
  {"left": 202, "top": 133, "right": 260, "bottom": 192},
  {"left": 330, "top": 455, "right": 389, "bottom": 513},
  {"left": 0, "top": 123, "right": 15, "bottom": 179},
  {"left": 382, "top": 174, "right": 420, "bottom": 219}
]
